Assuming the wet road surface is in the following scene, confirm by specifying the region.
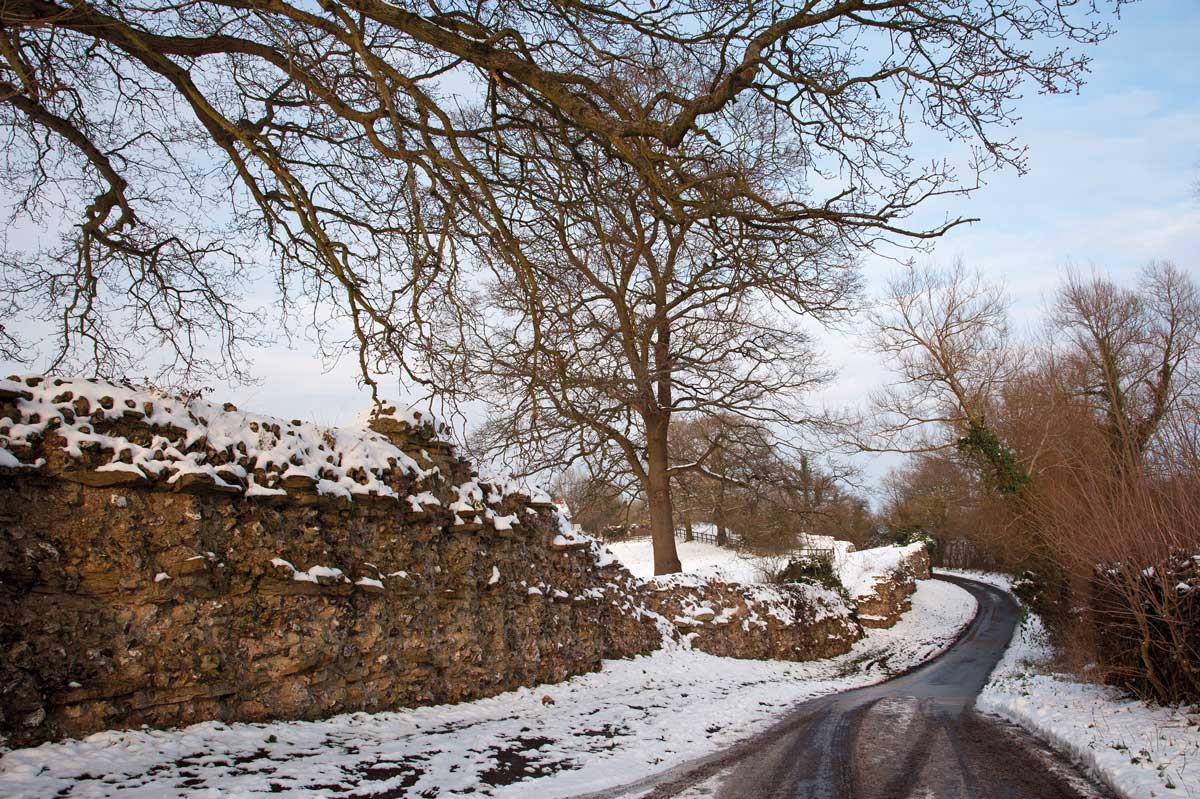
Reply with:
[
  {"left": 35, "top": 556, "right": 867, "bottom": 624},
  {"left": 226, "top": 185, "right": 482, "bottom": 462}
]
[{"left": 583, "top": 576, "right": 1115, "bottom": 799}]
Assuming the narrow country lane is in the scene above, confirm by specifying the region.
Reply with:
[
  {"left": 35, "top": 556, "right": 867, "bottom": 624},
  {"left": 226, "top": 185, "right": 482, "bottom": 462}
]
[{"left": 582, "top": 576, "right": 1116, "bottom": 799}]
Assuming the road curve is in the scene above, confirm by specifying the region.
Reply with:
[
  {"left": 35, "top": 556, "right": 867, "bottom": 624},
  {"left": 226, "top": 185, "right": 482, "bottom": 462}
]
[{"left": 581, "top": 576, "right": 1114, "bottom": 799}]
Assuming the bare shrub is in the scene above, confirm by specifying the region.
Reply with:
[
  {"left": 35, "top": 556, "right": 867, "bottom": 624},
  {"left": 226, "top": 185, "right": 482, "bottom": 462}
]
[
  {"left": 1031, "top": 410, "right": 1200, "bottom": 704},
  {"left": 869, "top": 263, "right": 1200, "bottom": 703}
]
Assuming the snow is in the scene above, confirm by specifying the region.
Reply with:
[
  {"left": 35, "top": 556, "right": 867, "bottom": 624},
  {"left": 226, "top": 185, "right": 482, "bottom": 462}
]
[
  {"left": 936, "top": 570, "right": 1200, "bottom": 799},
  {"left": 347, "top": 400, "right": 449, "bottom": 437},
  {"left": 646, "top": 568, "right": 856, "bottom": 630},
  {"left": 606, "top": 539, "right": 773, "bottom": 584},
  {"left": 406, "top": 490, "right": 440, "bottom": 512},
  {"left": 607, "top": 538, "right": 922, "bottom": 605},
  {"left": 269, "top": 558, "right": 348, "bottom": 584},
  {"left": 449, "top": 480, "right": 484, "bottom": 516},
  {"left": 605, "top": 538, "right": 921, "bottom": 632},
  {"left": 491, "top": 513, "right": 518, "bottom": 531},
  {"left": 0, "top": 376, "right": 454, "bottom": 501},
  {"left": 0, "top": 580, "right": 977, "bottom": 799},
  {"left": 835, "top": 542, "right": 926, "bottom": 600}
]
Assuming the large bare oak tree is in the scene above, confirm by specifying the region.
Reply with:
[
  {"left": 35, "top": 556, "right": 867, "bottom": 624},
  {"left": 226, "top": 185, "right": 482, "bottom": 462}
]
[{"left": 464, "top": 117, "right": 858, "bottom": 572}]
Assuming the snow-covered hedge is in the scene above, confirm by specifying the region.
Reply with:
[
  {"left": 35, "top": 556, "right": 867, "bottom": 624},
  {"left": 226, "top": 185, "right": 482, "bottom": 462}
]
[{"left": 976, "top": 585, "right": 1200, "bottom": 798}]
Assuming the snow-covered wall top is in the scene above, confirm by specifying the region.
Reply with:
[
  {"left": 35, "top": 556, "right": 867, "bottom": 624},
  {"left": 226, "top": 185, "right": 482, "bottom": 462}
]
[{"left": 0, "top": 375, "right": 550, "bottom": 511}]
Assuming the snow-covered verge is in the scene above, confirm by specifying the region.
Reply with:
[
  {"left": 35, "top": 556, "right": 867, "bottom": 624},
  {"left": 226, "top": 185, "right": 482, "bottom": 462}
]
[
  {"left": 935, "top": 570, "right": 1200, "bottom": 798},
  {"left": 0, "top": 579, "right": 977, "bottom": 799}
]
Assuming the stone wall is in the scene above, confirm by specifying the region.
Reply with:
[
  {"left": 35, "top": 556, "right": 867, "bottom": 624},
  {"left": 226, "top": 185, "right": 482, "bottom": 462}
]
[
  {"left": 851, "top": 545, "right": 931, "bottom": 628},
  {"left": 0, "top": 375, "right": 935, "bottom": 748},
  {"left": 0, "top": 376, "right": 663, "bottom": 746},
  {"left": 641, "top": 575, "right": 861, "bottom": 660}
]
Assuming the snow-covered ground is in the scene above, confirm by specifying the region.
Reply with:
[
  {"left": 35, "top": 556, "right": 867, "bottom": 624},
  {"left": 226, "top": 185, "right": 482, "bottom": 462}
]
[
  {"left": 0, "top": 580, "right": 977, "bottom": 799},
  {"left": 936, "top": 569, "right": 1200, "bottom": 799},
  {"left": 606, "top": 536, "right": 865, "bottom": 588},
  {"left": 836, "top": 542, "right": 926, "bottom": 600},
  {"left": 606, "top": 538, "right": 770, "bottom": 583}
]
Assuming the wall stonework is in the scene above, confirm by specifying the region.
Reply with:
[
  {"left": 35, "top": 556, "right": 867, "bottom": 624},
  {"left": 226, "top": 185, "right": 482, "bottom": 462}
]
[
  {"left": 852, "top": 546, "right": 931, "bottom": 628},
  {"left": 0, "top": 376, "right": 933, "bottom": 748},
  {"left": 0, "top": 377, "right": 662, "bottom": 746},
  {"left": 0, "top": 479, "right": 665, "bottom": 748},
  {"left": 641, "top": 577, "right": 861, "bottom": 660}
]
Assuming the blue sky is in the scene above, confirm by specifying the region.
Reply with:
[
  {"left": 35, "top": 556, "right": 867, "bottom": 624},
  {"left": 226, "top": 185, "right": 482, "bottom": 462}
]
[{"left": 6, "top": 1, "right": 1198, "bottom": 493}]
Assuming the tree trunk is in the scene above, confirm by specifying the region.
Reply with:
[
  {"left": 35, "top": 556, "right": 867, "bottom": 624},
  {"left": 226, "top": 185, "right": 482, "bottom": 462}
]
[
  {"left": 645, "top": 416, "right": 682, "bottom": 574},
  {"left": 715, "top": 480, "right": 728, "bottom": 546}
]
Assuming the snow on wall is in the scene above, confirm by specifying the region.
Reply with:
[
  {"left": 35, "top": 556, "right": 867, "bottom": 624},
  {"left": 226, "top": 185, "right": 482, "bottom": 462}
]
[
  {"left": 640, "top": 572, "right": 862, "bottom": 661},
  {"left": 0, "top": 375, "right": 429, "bottom": 497},
  {"left": 0, "top": 375, "right": 559, "bottom": 517}
]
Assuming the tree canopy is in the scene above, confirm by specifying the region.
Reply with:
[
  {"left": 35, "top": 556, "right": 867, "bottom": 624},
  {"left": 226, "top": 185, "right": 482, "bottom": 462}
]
[{"left": 1, "top": 0, "right": 1120, "bottom": 386}]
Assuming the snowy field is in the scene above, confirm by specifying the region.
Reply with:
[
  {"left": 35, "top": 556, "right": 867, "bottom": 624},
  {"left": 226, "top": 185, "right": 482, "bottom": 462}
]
[
  {"left": 0, "top": 581, "right": 976, "bottom": 798},
  {"left": 606, "top": 538, "right": 771, "bottom": 583},
  {"left": 605, "top": 536, "right": 881, "bottom": 590},
  {"left": 937, "top": 569, "right": 1200, "bottom": 799}
]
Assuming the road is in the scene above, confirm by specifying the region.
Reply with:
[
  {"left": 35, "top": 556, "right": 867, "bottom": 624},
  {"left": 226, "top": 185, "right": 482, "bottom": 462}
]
[{"left": 583, "top": 575, "right": 1115, "bottom": 799}]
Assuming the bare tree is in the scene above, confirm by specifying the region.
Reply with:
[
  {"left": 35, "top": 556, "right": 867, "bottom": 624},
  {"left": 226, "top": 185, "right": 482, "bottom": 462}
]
[
  {"left": 0, "top": 0, "right": 1119, "bottom": 390},
  {"left": 469, "top": 132, "right": 849, "bottom": 573},
  {"left": 549, "top": 467, "right": 631, "bottom": 537},
  {"left": 861, "top": 260, "right": 1030, "bottom": 495},
  {"left": 879, "top": 450, "right": 1018, "bottom": 566},
  {"left": 1051, "top": 262, "right": 1200, "bottom": 469},
  {"left": 670, "top": 416, "right": 841, "bottom": 551},
  {"left": 867, "top": 262, "right": 1200, "bottom": 699}
]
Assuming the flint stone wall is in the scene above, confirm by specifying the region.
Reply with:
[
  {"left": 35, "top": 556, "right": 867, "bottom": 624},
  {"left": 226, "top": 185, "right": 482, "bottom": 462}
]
[
  {"left": 853, "top": 546, "right": 932, "bottom": 628},
  {"left": 0, "top": 377, "right": 661, "bottom": 746},
  {"left": 642, "top": 576, "right": 861, "bottom": 660},
  {"left": 0, "top": 375, "right": 931, "bottom": 748}
]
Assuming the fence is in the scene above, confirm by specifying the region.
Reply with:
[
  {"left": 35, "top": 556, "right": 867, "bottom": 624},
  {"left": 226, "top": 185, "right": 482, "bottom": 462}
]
[
  {"left": 676, "top": 527, "right": 725, "bottom": 546},
  {"left": 673, "top": 529, "right": 835, "bottom": 564}
]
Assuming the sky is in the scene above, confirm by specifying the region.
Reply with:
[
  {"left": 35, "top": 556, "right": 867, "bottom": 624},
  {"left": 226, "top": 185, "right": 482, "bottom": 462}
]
[
  {"left": 5, "top": 0, "right": 1199, "bottom": 496},
  {"left": 813, "top": 0, "right": 1200, "bottom": 486}
]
